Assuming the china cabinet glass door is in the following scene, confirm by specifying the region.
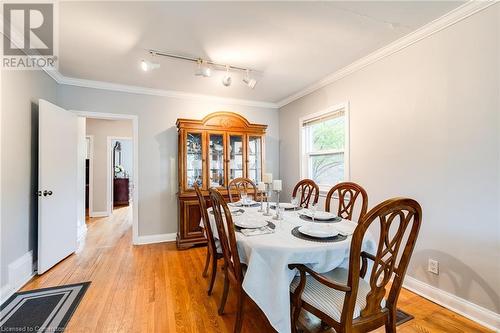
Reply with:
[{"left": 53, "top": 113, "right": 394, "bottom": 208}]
[
  {"left": 228, "top": 134, "right": 244, "bottom": 181},
  {"left": 247, "top": 135, "right": 263, "bottom": 183},
  {"left": 208, "top": 133, "right": 225, "bottom": 187},
  {"left": 186, "top": 132, "right": 203, "bottom": 188}
]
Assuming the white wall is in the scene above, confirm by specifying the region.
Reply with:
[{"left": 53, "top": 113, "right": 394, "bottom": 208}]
[
  {"left": 1, "top": 70, "right": 58, "bottom": 293},
  {"left": 58, "top": 87, "right": 280, "bottom": 236},
  {"left": 279, "top": 4, "right": 500, "bottom": 315},
  {"left": 85, "top": 118, "right": 133, "bottom": 214}
]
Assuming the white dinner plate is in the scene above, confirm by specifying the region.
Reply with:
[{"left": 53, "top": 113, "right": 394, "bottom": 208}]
[
  {"left": 301, "top": 210, "right": 337, "bottom": 221},
  {"left": 276, "top": 202, "right": 296, "bottom": 209},
  {"left": 298, "top": 224, "right": 339, "bottom": 238},
  {"left": 230, "top": 200, "right": 257, "bottom": 207},
  {"left": 234, "top": 218, "right": 268, "bottom": 229}
]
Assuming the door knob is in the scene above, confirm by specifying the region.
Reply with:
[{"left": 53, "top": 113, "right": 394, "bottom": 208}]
[{"left": 43, "top": 190, "right": 53, "bottom": 196}]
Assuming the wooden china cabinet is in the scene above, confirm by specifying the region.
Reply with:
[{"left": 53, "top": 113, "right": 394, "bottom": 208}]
[{"left": 176, "top": 112, "right": 267, "bottom": 249}]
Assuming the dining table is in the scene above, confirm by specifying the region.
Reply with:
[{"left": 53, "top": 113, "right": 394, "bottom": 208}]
[{"left": 202, "top": 202, "right": 376, "bottom": 333}]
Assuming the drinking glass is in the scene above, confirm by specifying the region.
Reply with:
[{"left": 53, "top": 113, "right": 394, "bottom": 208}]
[
  {"left": 291, "top": 196, "right": 298, "bottom": 211},
  {"left": 240, "top": 191, "right": 248, "bottom": 205},
  {"left": 310, "top": 203, "right": 318, "bottom": 222},
  {"left": 277, "top": 207, "right": 286, "bottom": 231}
]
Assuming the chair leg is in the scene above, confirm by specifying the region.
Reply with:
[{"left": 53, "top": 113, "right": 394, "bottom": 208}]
[
  {"left": 207, "top": 255, "right": 218, "bottom": 295},
  {"left": 385, "top": 310, "right": 397, "bottom": 333},
  {"left": 234, "top": 287, "right": 245, "bottom": 333},
  {"left": 291, "top": 301, "right": 302, "bottom": 333},
  {"left": 202, "top": 250, "right": 211, "bottom": 278},
  {"left": 218, "top": 272, "right": 230, "bottom": 315}
]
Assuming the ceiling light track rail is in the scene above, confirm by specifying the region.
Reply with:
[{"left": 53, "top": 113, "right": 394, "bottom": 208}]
[{"left": 148, "top": 49, "right": 254, "bottom": 73}]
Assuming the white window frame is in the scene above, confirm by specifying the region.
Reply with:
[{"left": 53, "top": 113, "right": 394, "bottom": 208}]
[{"left": 299, "top": 102, "right": 350, "bottom": 195}]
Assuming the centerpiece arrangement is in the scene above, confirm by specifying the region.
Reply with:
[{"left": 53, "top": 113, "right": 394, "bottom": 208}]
[{"left": 258, "top": 173, "right": 287, "bottom": 220}]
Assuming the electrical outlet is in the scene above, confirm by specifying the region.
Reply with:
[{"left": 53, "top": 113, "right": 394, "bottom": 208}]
[{"left": 428, "top": 259, "right": 439, "bottom": 275}]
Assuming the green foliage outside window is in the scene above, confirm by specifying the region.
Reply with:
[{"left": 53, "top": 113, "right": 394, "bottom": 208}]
[{"left": 308, "top": 116, "right": 345, "bottom": 184}]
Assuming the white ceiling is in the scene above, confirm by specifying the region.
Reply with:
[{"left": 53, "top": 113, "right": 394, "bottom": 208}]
[{"left": 59, "top": 1, "right": 465, "bottom": 104}]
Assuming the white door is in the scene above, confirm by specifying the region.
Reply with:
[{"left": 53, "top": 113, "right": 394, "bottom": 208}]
[{"left": 38, "top": 99, "right": 78, "bottom": 274}]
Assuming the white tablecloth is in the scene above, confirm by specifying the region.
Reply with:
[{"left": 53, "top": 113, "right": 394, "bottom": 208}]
[{"left": 203, "top": 204, "right": 376, "bottom": 333}]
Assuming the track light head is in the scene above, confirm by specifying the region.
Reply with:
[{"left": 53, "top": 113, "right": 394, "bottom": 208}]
[
  {"left": 195, "top": 59, "right": 211, "bottom": 77},
  {"left": 141, "top": 59, "right": 160, "bottom": 71},
  {"left": 222, "top": 65, "right": 232, "bottom": 87},
  {"left": 243, "top": 70, "right": 257, "bottom": 89}
]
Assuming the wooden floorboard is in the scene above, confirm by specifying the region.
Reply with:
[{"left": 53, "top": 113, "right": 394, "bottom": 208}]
[{"left": 21, "top": 207, "right": 493, "bottom": 333}]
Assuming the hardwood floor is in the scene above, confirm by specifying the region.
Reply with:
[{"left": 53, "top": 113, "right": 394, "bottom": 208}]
[{"left": 22, "top": 207, "right": 492, "bottom": 333}]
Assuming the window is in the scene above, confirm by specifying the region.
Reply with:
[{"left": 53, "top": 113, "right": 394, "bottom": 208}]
[{"left": 300, "top": 104, "right": 349, "bottom": 191}]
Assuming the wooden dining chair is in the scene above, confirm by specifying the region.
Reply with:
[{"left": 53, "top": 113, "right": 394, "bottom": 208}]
[
  {"left": 209, "top": 188, "right": 247, "bottom": 333},
  {"left": 325, "top": 182, "right": 368, "bottom": 222},
  {"left": 227, "top": 177, "right": 258, "bottom": 203},
  {"left": 292, "top": 179, "right": 320, "bottom": 208},
  {"left": 289, "top": 198, "right": 422, "bottom": 333},
  {"left": 194, "top": 183, "right": 223, "bottom": 296}
]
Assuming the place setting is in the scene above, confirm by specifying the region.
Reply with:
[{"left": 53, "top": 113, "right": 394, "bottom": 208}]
[
  {"left": 228, "top": 191, "right": 260, "bottom": 208},
  {"left": 270, "top": 196, "right": 303, "bottom": 212},
  {"left": 209, "top": 206, "right": 245, "bottom": 216},
  {"left": 232, "top": 214, "right": 276, "bottom": 237},
  {"left": 291, "top": 223, "right": 349, "bottom": 243},
  {"left": 297, "top": 204, "right": 342, "bottom": 223}
]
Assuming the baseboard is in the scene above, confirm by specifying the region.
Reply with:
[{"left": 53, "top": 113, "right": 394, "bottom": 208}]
[
  {"left": 0, "top": 251, "right": 35, "bottom": 304},
  {"left": 89, "top": 211, "right": 108, "bottom": 218},
  {"left": 403, "top": 276, "right": 500, "bottom": 332},
  {"left": 136, "top": 233, "right": 176, "bottom": 245}
]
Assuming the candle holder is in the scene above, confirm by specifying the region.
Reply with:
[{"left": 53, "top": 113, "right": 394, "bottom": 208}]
[
  {"left": 258, "top": 188, "right": 265, "bottom": 212},
  {"left": 273, "top": 190, "right": 283, "bottom": 220},
  {"left": 263, "top": 184, "right": 273, "bottom": 216}
]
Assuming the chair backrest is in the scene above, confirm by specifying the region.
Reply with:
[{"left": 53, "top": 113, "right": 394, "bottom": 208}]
[
  {"left": 292, "top": 179, "right": 319, "bottom": 208},
  {"left": 227, "top": 177, "right": 257, "bottom": 203},
  {"left": 209, "top": 188, "right": 244, "bottom": 283},
  {"left": 325, "top": 182, "right": 368, "bottom": 222},
  {"left": 194, "top": 183, "right": 217, "bottom": 255},
  {"left": 342, "top": 198, "right": 422, "bottom": 325}
]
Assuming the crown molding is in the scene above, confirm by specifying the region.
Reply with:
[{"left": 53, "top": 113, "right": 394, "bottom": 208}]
[
  {"left": 276, "top": 0, "right": 497, "bottom": 108},
  {"left": 42, "top": 69, "right": 279, "bottom": 109}
]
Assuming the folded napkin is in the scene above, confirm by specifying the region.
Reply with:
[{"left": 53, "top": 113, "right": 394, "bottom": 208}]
[
  {"left": 240, "top": 226, "right": 275, "bottom": 237},
  {"left": 334, "top": 222, "right": 357, "bottom": 236}
]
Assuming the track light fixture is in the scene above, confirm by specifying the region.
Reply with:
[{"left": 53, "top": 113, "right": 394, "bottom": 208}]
[
  {"left": 222, "top": 65, "right": 232, "bottom": 87},
  {"left": 243, "top": 69, "right": 257, "bottom": 89},
  {"left": 195, "top": 59, "right": 211, "bottom": 77},
  {"left": 143, "top": 49, "right": 258, "bottom": 89},
  {"left": 141, "top": 59, "right": 160, "bottom": 72}
]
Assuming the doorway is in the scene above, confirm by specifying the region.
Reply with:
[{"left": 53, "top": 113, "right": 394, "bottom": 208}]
[
  {"left": 108, "top": 137, "right": 133, "bottom": 214},
  {"left": 85, "top": 135, "right": 94, "bottom": 219},
  {"left": 77, "top": 111, "right": 139, "bottom": 245}
]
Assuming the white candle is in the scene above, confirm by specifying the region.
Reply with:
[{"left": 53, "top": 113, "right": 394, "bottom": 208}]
[
  {"left": 273, "top": 180, "right": 282, "bottom": 191},
  {"left": 263, "top": 173, "right": 273, "bottom": 184},
  {"left": 258, "top": 182, "right": 266, "bottom": 191}
]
